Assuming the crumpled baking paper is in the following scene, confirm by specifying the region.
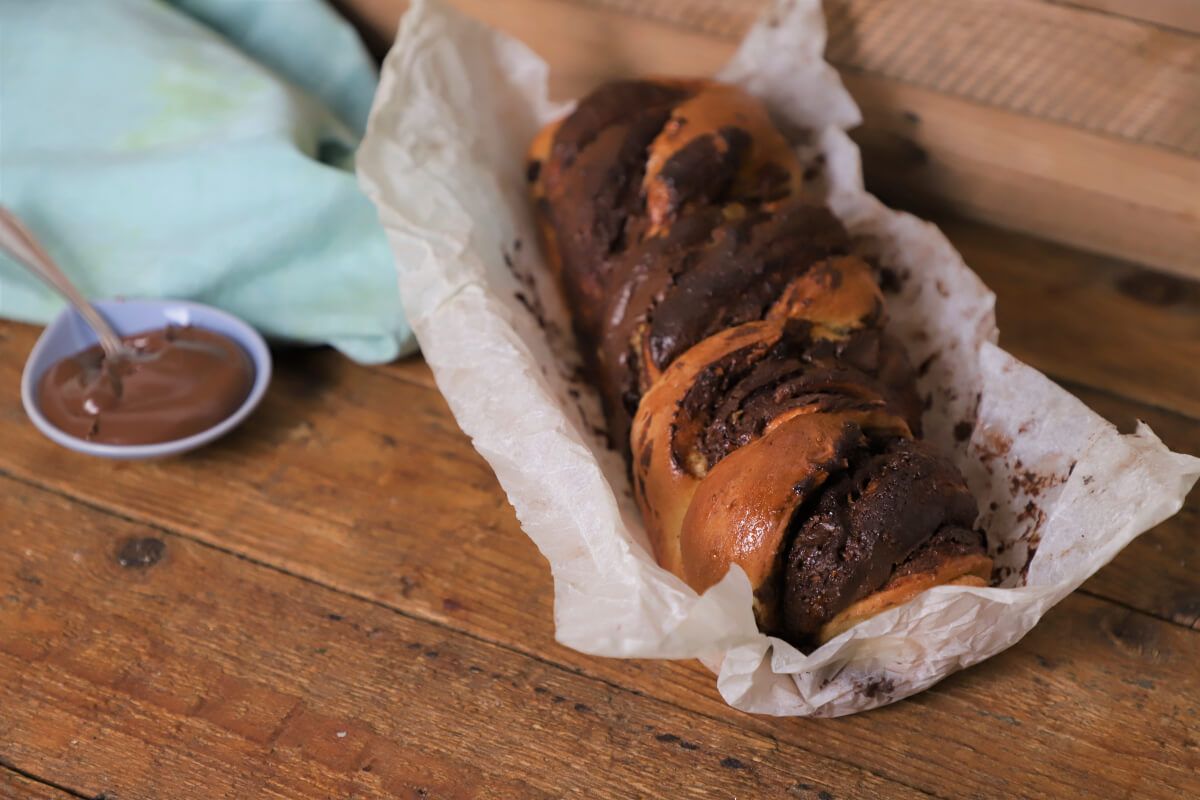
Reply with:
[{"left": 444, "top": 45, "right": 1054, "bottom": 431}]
[{"left": 357, "top": 0, "right": 1200, "bottom": 716}]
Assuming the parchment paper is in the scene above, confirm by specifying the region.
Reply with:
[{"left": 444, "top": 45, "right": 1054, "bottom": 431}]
[{"left": 357, "top": 0, "right": 1200, "bottom": 716}]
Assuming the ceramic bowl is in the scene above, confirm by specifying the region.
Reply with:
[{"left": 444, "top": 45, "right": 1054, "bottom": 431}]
[{"left": 21, "top": 298, "right": 271, "bottom": 459}]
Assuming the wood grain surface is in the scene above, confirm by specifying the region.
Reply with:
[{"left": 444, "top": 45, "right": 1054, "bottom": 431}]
[
  {"left": 2, "top": 1, "right": 1199, "bottom": 798},
  {"left": 1, "top": 320, "right": 1198, "bottom": 799},
  {"left": 1054, "top": 0, "right": 1200, "bottom": 34},
  {"left": 2, "top": 213, "right": 1199, "bottom": 798},
  {"left": 580, "top": 0, "right": 1200, "bottom": 156},
  {"left": 4, "top": 481, "right": 934, "bottom": 800},
  {"left": 0, "top": 769, "right": 77, "bottom": 800}
]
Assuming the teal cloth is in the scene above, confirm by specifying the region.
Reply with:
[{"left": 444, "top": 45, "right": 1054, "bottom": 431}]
[{"left": 0, "top": 0, "right": 413, "bottom": 362}]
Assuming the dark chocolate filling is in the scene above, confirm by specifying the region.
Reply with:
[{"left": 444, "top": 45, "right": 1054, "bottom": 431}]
[
  {"left": 592, "top": 200, "right": 853, "bottom": 451},
  {"left": 551, "top": 81, "right": 690, "bottom": 167},
  {"left": 778, "top": 437, "right": 983, "bottom": 645},
  {"left": 547, "top": 108, "right": 674, "bottom": 332},
  {"left": 654, "top": 126, "right": 752, "bottom": 219},
  {"left": 593, "top": 208, "right": 726, "bottom": 447},
  {"left": 646, "top": 199, "right": 850, "bottom": 373},
  {"left": 672, "top": 324, "right": 922, "bottom": 471}
]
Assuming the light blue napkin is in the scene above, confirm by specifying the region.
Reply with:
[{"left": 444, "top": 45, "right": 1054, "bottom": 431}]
[{"left": 0, "top": 0, "right": 413, "bottom": 363}]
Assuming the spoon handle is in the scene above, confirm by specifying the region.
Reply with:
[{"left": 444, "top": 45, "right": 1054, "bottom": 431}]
[{"left": 0, "top": 206, "right": 127, "bottom": 359}]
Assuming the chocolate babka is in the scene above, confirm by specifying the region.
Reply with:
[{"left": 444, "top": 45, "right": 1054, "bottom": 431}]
[{"left": 528, "top": 79, "right": 991, "bottom": 648}]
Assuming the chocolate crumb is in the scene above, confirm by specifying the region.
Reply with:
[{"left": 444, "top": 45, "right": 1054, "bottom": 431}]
[
  {"left": 857, "top": 676, "right": 895, "bottom": 699},
  {"left": 877, "top": 267, "right": 903, "bottom": 294}
]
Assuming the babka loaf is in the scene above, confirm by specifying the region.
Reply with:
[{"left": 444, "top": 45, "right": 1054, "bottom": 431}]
[{"left": 527, "top": 79, "right": 991, "bottom": 648}]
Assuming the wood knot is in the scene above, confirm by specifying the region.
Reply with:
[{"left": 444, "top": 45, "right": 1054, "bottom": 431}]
[
  {"left": 116, "top": 537, "right": 165, "bottom": 569},
  {"left": 1115, "top": 270, "right": 1188, "bottom": 307},
  {"left": 1103, "top": 609, "right": 1162, "bottom": 659}
]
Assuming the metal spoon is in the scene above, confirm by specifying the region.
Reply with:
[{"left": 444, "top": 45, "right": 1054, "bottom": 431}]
[{"left": 0, "top": 206, "right": 130, "bottom": 361}]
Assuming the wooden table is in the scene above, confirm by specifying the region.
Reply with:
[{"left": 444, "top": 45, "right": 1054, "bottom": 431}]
[{"left": 3, "top": 2, "right": 1199, "bottom": 798}]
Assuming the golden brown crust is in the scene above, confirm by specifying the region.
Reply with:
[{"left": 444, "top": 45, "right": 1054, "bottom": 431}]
[
  {"left": 631, "top": 321, "right": 780, "bottom": 576},
  {"left": 766, "top": 256, "right": 883, "bottom": 338},
  {"left": 679, "top": 413, "right": 851, "bottom": 623},
  {"left": 631, "top": 317, "right": 912, "bottom": 628},
  {"left": 677, "top": 404, "right": 914, "bottom": 626},
  {"left": 642, "top": 83, "right": 803, "bottom": 233},
  {"left": 526, "top": 118, "right": 563, "bottom": 280},
  {"left": 816, "top": 553, "right": 994, "bottom": 643}
]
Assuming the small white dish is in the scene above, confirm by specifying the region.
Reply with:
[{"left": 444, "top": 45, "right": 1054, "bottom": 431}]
[{"left": 21, "top": 298, "right": 272, "bottom": 459}]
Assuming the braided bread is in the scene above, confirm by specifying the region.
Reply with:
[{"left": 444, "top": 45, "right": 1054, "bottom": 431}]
[{"left": 528, "top": 79, "right": 991, "bottom": 648}]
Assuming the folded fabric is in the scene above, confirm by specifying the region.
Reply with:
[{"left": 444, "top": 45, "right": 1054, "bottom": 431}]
[{"left": 0, "top": 0, "right": 413, "bottom": 363}]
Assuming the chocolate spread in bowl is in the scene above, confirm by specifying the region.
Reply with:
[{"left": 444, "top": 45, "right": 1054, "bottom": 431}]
[{"left": 37, "top": 325, "right": 253, "bottom": 446}]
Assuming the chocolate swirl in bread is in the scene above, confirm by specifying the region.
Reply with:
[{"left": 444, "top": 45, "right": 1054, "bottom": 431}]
[{"left": 528, "top": 79, "right": 992, "bottom": 648}]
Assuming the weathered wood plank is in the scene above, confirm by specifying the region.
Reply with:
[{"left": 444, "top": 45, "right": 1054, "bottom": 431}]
[
  {"left": 563, "top": 1, "right": 1200, "bottom": 178},
  {"left": 1, "top": 319, "right": 1197, "bottom": 798},
  {"left": 842, "top": 73, "right": 1200, "bottom": 282},
  {"left": 942, "top": 216, "right": 1200, "bottom": 421},
  {"left": 0, "top": 770, "right": 78, "bottom": 800},
  {"left": 1049, "top": 0, "right": 1200, "bottom": 34},
  {"left": 1070, "top": 382, "right": 1200, "bottom": 629},
  {"left": 3, "top": 474, "right": 1199, "bottom": 798},
  {"left": 2, "top": 4, "right": 1193, "bottom": 797},
  {"left": 341, "top": 0, "right": 728, "bottom": 93},
  {"left": 0, "top": 480, "right": 927, "bottom": 800},
  {"left": 338, "top": 0, "right": 1200, "bottom": 277}
]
